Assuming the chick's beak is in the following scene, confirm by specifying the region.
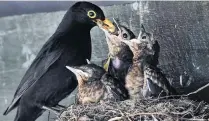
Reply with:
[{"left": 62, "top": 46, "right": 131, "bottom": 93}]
[
  {"left": 95, "top": 18, "right": 116, "bottom": 33},
  {"left": 121, "top": 40, "right": 137, "bottom": 52},
  {"left": 66, "top": 66, "right": 82, "bottom": 78},
  {"left": 66, "top": 66, "right": 90, "bottom": 83},
  {"left": 122, "top": 40, "right": 132, "bottom": 47}
]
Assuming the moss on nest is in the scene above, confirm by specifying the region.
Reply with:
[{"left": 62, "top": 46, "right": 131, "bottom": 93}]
[{"left": 58, "top": 97, "right": 209, "bottom": 121}]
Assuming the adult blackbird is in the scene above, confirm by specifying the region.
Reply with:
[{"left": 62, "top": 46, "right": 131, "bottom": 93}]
[
  {"left": 3, "top": 2, "right": 115, "bottom": 121},
  {"left": 66, "top": 63, "right": 129, "bottom": 104}
]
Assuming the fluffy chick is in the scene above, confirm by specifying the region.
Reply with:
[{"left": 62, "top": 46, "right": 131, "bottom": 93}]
[
  {"left": 66, "top": 63, "right": 129, "bottom": 104},
  {"left": 122, "top": 25, "right": 177, "bottom": 98}
]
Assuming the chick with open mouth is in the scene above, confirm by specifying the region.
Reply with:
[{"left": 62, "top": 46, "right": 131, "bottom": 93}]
[{"left": 102, "top": 19, "right": 136, "bottom": 88}]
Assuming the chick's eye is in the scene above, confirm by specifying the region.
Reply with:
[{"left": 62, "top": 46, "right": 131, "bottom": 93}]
[
  {"left": 142, "top": 36, "right": 146, "bottom": 39},
  {"left": 87, "top": 10, "right": 96, "bottom": 18},
  {"left": 123, "top": 33, "right": 128, "bottom": 38}
]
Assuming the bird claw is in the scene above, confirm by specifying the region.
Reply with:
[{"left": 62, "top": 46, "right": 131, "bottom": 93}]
[
  {"left": 42, "top": 105, "right": 65, "bottom": 116},
  {"left": 56, "top": 104, "right": 66, "bottom": 110}
]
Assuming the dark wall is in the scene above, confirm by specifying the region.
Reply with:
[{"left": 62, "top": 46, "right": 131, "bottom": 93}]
[
  {"left": 102, "top": 1, "right": 209, "bottom": 93},
  {"left": 0, "top": 1, "right": 133, "bottom": 18},
  {"left": 146, "top": 2, "right": 209, "bottom": 93}
]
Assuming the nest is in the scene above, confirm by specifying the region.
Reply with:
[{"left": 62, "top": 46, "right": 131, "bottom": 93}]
[{"left": 58, "top": 97, "right": 209, "bottom": 121}]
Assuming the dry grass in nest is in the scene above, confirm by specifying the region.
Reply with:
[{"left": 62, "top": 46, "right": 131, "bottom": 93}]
[{"left": 58, "top": 97, "right": 209, "bottom": 121}]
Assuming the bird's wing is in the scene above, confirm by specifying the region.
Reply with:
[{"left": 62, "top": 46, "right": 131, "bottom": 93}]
[
  {"left": 101, "top": 74, "right": 129, "bottom": 101},
  {"left": 143, "top": 65, "right": 177, "bottom": 96},
  {"left": 147, "top": 78, "right": 163, "bottom": 94},
  {"left": 4, "top": 38, "right": 64, "bottom": 115},
  {"left": 143, "top": 78, "right": 165, "bottom": 98}
]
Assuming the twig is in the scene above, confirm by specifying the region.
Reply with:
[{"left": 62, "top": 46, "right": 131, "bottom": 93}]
[
  {"left": 108, "top": 117, "right": 123, "bottom": 121},
  {"left": 128, "top": 112, "right": 169, "bottom": 117}
]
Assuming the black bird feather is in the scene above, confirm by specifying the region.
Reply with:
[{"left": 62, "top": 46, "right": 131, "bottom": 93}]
[{"left": 3, "top": 2, "right": 112, "bottom": 121}]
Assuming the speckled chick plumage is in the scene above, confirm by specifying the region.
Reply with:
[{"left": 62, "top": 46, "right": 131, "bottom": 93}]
[
  {"left": 122, "top": 25, "right": 177, "bottom": 99},
  {"left": 66, "top": 64, "right": 129, "bottom": 104},
  {"left": 102, "top": 22, "right": 136, "bottom": 88}
]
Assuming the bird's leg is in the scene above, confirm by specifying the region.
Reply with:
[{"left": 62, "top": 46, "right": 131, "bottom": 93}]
[
  {"left": 42, "top": 105, "right": 61, "bottom": 115},
  {"left": 50, "top": 106, "right": 65, "bottom": 112},
  {"left": 55, "top": 104, "right": 66, "bottom": 109},
  {"left": 47, "top": 111, "right": 50, "bottom": 121},
  {"left": 51, "top": 104, "right": 68, "bottom": 112}
]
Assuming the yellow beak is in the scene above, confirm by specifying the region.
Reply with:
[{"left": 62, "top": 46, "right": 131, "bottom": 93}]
[
  {"left": 95, "top": 18, "right": 116, "bottom": 33},
  {"left": 103, "top": 56, "right": 111, "bottom": 72}
]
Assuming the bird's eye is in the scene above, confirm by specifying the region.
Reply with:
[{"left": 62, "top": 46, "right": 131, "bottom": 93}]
[
  {"left": 123, "top": 33, "right": 128, "bottom": 38},
  {"left": 87, "top": 10, "right": 96, "bottom": 18},
  {"left": 142, "top": 36, "right": 146, "bottom": 39}
]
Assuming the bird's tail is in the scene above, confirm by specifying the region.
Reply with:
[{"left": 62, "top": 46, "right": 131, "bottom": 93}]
[
  {"left": 3, "top": 100, "right": 19, "bottom": 115},
  {"left": 3, "top": 104, "right": 16, "bottom": 115},
  {"left": 3, "top": 107, "right": 10, "bottom": 115}
]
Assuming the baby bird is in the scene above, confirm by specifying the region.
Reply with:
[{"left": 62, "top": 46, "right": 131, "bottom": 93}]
[
  {"left": 122, "top": 25, "right": 177, "bottom": 98},
  {"left": 102, "top": 21, "right": 135, "bottom": 87},
  {"left": 137, "top": 25, "right": 160, "bottom": 67},
  {"left": 66, "top": 63, "right": 129, "bottom": 104}
]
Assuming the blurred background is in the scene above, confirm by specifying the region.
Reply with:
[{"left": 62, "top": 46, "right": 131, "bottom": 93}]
[{"left": 0, "top": 1, "right": 209, "bottom": 121}]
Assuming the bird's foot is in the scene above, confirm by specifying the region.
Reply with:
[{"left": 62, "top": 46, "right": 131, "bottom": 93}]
[
  {"left": 56, "top": 104, "right": 66, "bottom": 110},
  {"left": 42, "top": 105, "right": 64, "bottom": 116}
]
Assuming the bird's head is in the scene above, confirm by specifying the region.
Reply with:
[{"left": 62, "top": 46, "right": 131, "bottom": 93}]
[
  {"left": 121, "top": 38, "right": 155, "bottom": 61},
  {"left": 70, "top": 2, "right": 115, "bottom": 33},
  {"left": 137, "top": 24, "right": 154, "bottom": 44},
  {"left": 103, "top": 19, "right": 136, "bottom": 40},
  {"left": 119, "top": 26, "right": 136, "bottom": 40},
  {"left": 66, "top": 63, "right": 105, "bottom": 86},
  {"left": 102, "top": 20, "right": 135, "bottom": 71},
  {"left": 103, "top": 20, "right": 135, "bottom": 57},
  {"left": 121, "top": 25, "right": 154, "bottom": 54}
]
